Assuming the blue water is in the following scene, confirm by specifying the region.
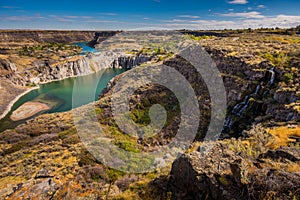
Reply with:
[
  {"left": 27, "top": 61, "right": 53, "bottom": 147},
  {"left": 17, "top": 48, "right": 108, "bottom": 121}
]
[
  {"left": 0, "top": 68, "right": 126, "bottom": 132},
  {"left": 74, "top": 42, "right": 99, "bottom": 55}
]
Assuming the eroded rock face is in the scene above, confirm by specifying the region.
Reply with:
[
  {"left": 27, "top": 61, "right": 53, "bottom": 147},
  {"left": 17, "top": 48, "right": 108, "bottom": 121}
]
[
  {"left": 168, "top": 142, "right": 300, "bottom": 200},
  {"left": 0, "top": 59, "right": 17, "bottom": 72},
  {"left": 3, "top": 52, "right": 153, "bottom": 86}
]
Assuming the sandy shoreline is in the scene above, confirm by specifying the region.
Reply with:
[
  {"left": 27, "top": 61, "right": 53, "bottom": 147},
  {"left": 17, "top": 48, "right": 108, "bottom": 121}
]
[
  {"left": 10, "top": 101, "right": 50, "bottom": 121},
  {"left": 0, "top": 86, "right": 39, "bottom": 121}
]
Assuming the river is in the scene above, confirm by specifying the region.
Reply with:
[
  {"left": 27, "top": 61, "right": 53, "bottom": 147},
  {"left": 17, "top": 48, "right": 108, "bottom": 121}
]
[{"left": 0, "top": 42, "right": 125, "bottom": 132}]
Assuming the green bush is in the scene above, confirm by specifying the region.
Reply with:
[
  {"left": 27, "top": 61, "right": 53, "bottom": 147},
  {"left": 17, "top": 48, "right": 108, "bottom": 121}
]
[
  {"left": 130, "top": 108, "right": 151, "bottom": 125},
  {"left": 283, "top": 73, "right": 293, "bottom": 83},
  {"left": 114, "top": 140, "right": 140, "bottom": 153},
  {"left": 78, "top": 149, "right": 97, "bottom": 167},
  {"left": 58, "top": 127, "right": 77, "bottom": 139}
]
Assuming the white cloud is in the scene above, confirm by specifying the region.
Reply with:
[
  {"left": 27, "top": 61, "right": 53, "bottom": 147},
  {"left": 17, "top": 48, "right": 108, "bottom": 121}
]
[
  {"left": 243, "top": 15, "right": 300, "bottom": 28},
  {"left": 81, "top": 16, "right": 94, "bottom": 19},
  {"left": 99, "top": 13, "right": 118, "bottom": 16},
  {"left": 64, "top": 15, "right": 94, "bottom": 19},
  {"left": 1, "top": 14, "right": 45, "bottom": 21},
  {"left": 2, "top": 6, "right": 21, "bottom": 9},
  {"left": 65, "top": 15, "right": 79, "bottom": 19},
  {"left": 157, "top": 20, "right": 237, "bottom": 30},
  {"left": 257, "top": 5, "right": 265, "bottom": 8},
  {"left": 156, "top": 14, "right": 300, "bottom": 30},
  {"left": 83, "top": 20, "right": 119, "bottom": 23},
  {"left": 160, "top": 19, "right": 190, "bottom": 23},
  {"left": 228, "top": 0, "right": 248, "bottom": 4},
  {"left": 3, "top": 16, "right": 32, "bottom": 21},
  {"left": 48, "top": 15, "right": 75, "bottom": 22},
  {"left": 177, "top": 15, "right": 200, "bottom": 19},
  {"left": 220, "top": 11, "right": 265, "bottom": 19}
]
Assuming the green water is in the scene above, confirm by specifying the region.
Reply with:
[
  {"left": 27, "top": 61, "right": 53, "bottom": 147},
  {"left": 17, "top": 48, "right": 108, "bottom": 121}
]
[{"left": 0, "top": 68, "right": 125, "bottom": 132}]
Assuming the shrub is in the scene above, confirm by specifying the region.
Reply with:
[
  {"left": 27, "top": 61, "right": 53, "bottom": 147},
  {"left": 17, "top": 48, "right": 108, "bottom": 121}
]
[
  {"left": 3, "top": 141, "right": 28, "bottom": 155},
  {"left": 78, "top": 148, "right": 97, "bottom": 166},
  {"left": 283, "top": 73, "right": 293, "bottom": 83},
  {"left": 58, "top": 127, "right": 77, "bottom": 139}
]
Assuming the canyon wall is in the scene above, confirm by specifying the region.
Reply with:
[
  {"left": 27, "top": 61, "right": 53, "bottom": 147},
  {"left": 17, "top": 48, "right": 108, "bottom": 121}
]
[
  {"left": 0, "top": 30, "right": 114, "bottom": 45},
  {"left": 1, "top": 52, "right": 153, "bottom": 86},
  {"left": 87, "top": 31, "right": 121, "bottom": 47}
]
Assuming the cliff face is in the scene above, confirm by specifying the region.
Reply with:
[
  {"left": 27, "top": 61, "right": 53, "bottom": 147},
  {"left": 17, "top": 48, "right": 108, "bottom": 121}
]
[
  {"left": 1, "top": 52, "right": 153, "bottom": 86},
  {"left": 0, "top": 30, "right": 105, "bottom": 46},
  {"left": 87, "top": 31, "right": 120, "bottom": 47}
]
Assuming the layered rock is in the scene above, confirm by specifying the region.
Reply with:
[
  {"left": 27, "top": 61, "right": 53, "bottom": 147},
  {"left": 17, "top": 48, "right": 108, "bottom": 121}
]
[
  {"left": 3, "top": 52, "right": 153, "bottom": 86},
  {"left": 0, "top": 30, "right": 101, "bottom": 45}
]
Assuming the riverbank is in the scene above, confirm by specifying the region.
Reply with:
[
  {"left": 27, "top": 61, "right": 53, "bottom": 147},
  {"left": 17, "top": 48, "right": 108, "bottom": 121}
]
[
  {"left": 0, "top": 80, "right": 39, "bottom": 121},
  {"left": 10, "top": 101, "right": 50, "bottom": 121},
  {"left": 0, "top": 71, "right": 94, "bottom": 121}
]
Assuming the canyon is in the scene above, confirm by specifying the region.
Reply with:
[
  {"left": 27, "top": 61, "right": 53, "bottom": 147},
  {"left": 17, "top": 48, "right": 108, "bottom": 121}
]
[
  {"left": 0, "top": 30, "right": 153, "bottom": 121},
  {"left": 0, "top": 30, "right": 299, "bottom": 199}
]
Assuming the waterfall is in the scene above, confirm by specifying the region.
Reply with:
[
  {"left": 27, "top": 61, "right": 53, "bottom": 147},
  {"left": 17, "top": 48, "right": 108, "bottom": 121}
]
[
  {"left": 232, "top": 103, "right": 244, "bottom": 114},
  {"left": 223, "top": 67, "right": 276, "bottom": 134},
  {"left": 262, "top": 90, "right": 268, "bottom": 97},
  {"left": 254, "top": 85, "right": 260, "bottom": 95},
  {"left": 237, "top": 100, "right": 250, "bottom": 117},
  {"left": 223, "top": 116, "right": 234, "bottom": 130},
  {"left": 269, "top": 67, "right": 275, "bottom": 85}
]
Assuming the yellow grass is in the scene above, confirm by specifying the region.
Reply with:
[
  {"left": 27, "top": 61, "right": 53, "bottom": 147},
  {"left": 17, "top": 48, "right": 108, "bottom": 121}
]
[
  {"left": 267, "top": 125, "right": 300, "bottom": 149},
  {"left": 0, "top": 54, "right": 9, "bottom": 59},
  {"left": 286, "top": 163, "right": 300, "bottom": 173},
  {"left": 50, "top": 55, "right": 81, "bottom": 67},
  {"left": 0, "top": 176, "right": 26, "bottom": 189}
]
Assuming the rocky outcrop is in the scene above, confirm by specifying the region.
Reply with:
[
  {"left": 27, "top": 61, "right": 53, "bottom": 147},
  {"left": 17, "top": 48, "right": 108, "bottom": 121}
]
[
  {"left": 3, "top": 52, "right": 153, "bottom": 86},
  {"left": 0, "top": 59, "right": 17, "bottom": 72},
  {"left": 167, "top": 131, "right": 300, "bottom": 200},
  {"left": 111, "top": 54, "right": 152, "bottom": 69}
]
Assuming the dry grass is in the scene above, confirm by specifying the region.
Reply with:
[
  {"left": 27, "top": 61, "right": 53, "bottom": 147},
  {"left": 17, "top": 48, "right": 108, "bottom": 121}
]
[
  {"left": 286, "top": 163, "right": 300, "bottom": 173},
  {"left": 50, "top": 55, "right": 81, "bottom": 67},
  {"left": 0, "top": 176, "right": 26, "bottom": 189},
  {"left": 267, "top": 125, "right": 300, "bottom": 149}
]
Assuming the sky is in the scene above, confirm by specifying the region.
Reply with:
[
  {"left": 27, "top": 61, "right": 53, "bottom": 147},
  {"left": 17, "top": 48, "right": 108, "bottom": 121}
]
[{"left": 0, "top": 0, "right": 299, "bottom": 30}]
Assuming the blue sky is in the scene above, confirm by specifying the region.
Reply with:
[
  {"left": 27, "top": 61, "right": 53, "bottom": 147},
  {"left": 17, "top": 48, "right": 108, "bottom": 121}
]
[{"left": 0, "top": 0, "right": 299, "bottom": 30}]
